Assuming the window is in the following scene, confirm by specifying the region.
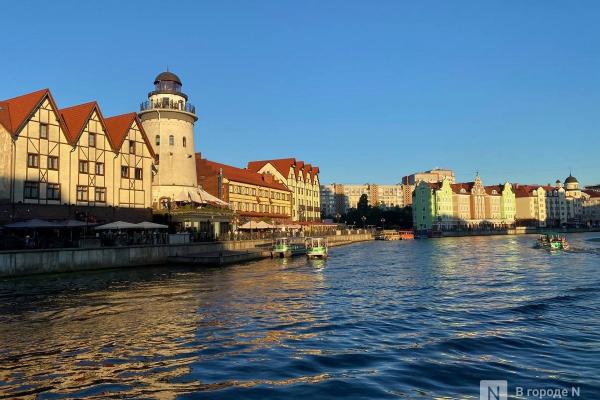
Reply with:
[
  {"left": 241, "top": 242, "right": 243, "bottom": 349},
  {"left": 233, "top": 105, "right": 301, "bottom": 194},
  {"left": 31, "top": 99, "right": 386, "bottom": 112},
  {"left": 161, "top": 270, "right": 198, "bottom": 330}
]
[
  {"left": 95, "top": 187, "right": 106, "bottom": 202},
  {"left": 79, "top": 160, "right": 89, "bottom": 174},
  {"left": 169, "top": 135, "right": 174, "bottom": 146},
  {"left": 27, "top": 153, "right": 39, "bottom": 168},
  {"left": 40, "top": 123, "right": 48, "bottom": 139},
  {"left": 24, "top": 181, "right": 39, "bottom": 199},
  {"left": 129, "top": 140, "right": 136, "bottom": 154},
  {"left": 89, "top": 133, "right": 96, "bottom": 147},
  {"left": 47, "top": 156, "right": 59, "bottom": 170},
  {"left": 46, "top": 183, "right": 60, "bottom": 200},
  {"left": 135, "top": 167, "right": 143, "bottom": 180},
  {"left": 183, "top": 137, "right": 187, "bottom": 147},
  {"left": 121, "top": 166, "right": 129, "bottom": 178},
  {"left": 76, "top": 185, "right": 88, "bottom": 201},
  {"left": 155, "top": 135, "right": 160, "bottom": 146},
  {"left": 95, "top": 162, "right": 104, "bottom": 176}
]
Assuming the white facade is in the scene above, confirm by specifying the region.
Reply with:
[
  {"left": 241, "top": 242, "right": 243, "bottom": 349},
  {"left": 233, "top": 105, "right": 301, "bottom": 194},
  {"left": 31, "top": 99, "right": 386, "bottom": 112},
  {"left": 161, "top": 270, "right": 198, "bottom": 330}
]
[{"left": 138, "top": 72, "right": 199, "bottom": 207}]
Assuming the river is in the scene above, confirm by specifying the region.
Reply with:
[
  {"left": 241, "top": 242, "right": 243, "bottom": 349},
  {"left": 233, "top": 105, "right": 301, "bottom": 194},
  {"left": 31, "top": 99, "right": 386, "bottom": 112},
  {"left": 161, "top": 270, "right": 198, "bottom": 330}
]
[{"left": 1, "top": 233, "right": 599, "bottom": 399}]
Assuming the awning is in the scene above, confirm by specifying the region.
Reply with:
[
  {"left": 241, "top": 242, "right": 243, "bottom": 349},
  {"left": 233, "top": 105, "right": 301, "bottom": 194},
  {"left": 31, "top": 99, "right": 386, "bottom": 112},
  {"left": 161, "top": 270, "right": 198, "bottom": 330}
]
[
  {"left": 197, "top": 188, "right": 228, "bottom": 206},
  {"left": 94, "top": 221, "right": 140, "bottom": 230},
  {"left": 238, "top": 221, "right": 275, "bottom": 230},
  {"left": 136, "top": 221, "right": 168, "bottom": 229},
  {"left": 4, "top": 219, "right": 61, "bottom": 229}
]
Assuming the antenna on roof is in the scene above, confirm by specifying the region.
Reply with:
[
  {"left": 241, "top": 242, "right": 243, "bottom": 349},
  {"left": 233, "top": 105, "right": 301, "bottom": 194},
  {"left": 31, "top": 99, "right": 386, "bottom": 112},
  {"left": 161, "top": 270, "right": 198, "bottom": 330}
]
[{"left": 166, "top": 65, "right": 169, "bottom": 72}]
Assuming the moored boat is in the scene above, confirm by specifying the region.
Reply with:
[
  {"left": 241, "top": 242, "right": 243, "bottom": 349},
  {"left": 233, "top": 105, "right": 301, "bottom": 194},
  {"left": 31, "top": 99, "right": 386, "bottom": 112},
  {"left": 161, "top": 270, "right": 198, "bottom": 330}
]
[
  {"left": 306, "top": 237, "right": 328, "bottom": 259},
  {"left": 271, "top": 238, "right": 306, "bottom": 258}
]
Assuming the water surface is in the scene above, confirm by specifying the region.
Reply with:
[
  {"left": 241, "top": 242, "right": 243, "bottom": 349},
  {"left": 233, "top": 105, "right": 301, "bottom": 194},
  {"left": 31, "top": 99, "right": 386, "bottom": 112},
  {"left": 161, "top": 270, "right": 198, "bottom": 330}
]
[{"left": 1, "top": 234, "right": 599, "bottom": 399}]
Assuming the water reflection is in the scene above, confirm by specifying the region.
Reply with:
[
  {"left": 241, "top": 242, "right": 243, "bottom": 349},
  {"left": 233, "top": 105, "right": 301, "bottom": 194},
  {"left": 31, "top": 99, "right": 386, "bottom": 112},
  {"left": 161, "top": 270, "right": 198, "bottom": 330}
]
[{"left": 1, "top": 234, "right": 599, "bottom": 399}]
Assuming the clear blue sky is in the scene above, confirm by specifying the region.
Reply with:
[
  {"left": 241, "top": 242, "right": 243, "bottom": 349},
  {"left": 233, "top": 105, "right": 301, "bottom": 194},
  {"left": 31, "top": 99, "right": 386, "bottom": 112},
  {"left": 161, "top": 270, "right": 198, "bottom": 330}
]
[{"left": 2, "top": 1, "right": 599, "bottom": 186}]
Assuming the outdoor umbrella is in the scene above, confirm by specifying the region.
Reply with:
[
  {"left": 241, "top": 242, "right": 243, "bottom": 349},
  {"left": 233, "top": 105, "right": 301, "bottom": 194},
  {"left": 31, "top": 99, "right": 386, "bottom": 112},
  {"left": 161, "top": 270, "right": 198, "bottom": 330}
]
[
  {"left": 136, "top": 221, "right": 168, "bottom": 229},
  {"left": 94, "top": 221, "right": 139, "bottom": 230},
  {"left": 4, "top": 219, "right": 61, "bottom": 229}
]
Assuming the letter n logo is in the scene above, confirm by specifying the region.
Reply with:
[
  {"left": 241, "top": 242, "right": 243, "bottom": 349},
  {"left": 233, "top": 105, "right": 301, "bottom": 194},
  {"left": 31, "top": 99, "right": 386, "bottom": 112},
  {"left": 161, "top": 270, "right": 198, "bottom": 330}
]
[{"left": 480, "top": 380, "right": 507, "bottom": 400}]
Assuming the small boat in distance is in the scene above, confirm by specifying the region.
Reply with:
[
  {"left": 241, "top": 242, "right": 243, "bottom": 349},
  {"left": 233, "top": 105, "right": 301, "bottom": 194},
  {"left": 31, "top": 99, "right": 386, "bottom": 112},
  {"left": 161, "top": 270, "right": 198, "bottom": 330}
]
[
  {"left": 536, "top": 233, "right": 569, "bottom": 251},
  {"left": 306, "top": 237, "right": 328, "bottom": 259}
]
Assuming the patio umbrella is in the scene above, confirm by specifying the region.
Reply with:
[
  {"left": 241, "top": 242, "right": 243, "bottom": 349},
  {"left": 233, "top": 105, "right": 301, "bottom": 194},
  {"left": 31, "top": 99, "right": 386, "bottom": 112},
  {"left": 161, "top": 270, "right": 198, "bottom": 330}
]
[
  {"left": 136, "top": 221, "right": 168, "bottom": 229},
  {"left": 59, "top": 220, "right": 90, "bottom": 228},
  {"left": 4, "top": 219, "right": 60, "bottom": 229},
  {"left": 94, "top": 221, "right": 139, "bottom": 230}
]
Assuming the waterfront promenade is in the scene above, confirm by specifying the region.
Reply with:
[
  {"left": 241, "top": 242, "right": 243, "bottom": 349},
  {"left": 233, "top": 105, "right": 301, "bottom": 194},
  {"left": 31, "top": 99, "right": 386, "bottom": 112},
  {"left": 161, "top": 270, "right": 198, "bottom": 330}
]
[{"left": 0, "top": 232, "right": 373, "bottom": 278}]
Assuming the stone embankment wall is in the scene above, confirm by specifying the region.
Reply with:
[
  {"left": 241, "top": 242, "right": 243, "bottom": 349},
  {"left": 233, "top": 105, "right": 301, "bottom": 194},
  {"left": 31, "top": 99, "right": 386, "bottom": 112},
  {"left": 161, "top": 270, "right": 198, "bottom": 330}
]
[{"left": 0, "top": 234, "right": 373, "bottom": 278}]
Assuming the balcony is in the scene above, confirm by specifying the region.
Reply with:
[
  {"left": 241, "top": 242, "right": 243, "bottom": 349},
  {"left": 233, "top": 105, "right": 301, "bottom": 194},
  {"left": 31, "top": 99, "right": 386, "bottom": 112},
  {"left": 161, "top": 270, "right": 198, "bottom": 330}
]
[{"left": 140, "top": 99, "right": 195, "bottom": 115}]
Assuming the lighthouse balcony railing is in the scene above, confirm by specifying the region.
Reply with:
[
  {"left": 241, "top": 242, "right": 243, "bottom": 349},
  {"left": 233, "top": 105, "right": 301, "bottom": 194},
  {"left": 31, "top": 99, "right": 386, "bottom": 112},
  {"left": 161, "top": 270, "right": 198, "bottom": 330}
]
[{"left": 140, "top": 100, "right": 195, "bottom": 114}]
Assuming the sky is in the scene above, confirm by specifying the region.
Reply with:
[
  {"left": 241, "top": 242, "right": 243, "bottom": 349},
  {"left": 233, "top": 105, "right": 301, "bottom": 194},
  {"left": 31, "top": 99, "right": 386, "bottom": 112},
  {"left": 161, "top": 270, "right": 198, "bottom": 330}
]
[{"left": 1, "top": 1, "right": 599, "bottom": 186}]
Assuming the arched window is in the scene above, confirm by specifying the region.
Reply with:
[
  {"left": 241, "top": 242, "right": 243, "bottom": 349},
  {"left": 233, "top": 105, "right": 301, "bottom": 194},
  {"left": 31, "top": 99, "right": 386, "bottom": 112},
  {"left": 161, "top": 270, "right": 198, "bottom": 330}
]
[
  {"left": 155, "top": 135, "right": 160, "bottom": 146},
  {"left": 169, "top": 135, "right": 174, "bottom": 146},
  {"left": 183, "top": 137, "right": 187, "bottom": 147}
]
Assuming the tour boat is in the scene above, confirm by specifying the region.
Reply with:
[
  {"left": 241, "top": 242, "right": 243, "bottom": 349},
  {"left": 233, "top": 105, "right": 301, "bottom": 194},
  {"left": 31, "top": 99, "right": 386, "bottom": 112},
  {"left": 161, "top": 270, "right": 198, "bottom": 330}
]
[
  {"left": 271, "top": 238, "right": 306, "bottom": 258},
  {"left": 536, "top": 234, "right": 569, "bottom": 251},
  {"left": 306, "top": 237, "right": 328, "bottom": 259}
]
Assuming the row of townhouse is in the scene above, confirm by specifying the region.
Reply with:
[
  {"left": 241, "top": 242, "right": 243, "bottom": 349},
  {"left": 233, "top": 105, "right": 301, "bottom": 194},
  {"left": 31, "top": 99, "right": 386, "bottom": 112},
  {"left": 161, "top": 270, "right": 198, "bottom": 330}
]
[
  {"left": 0, "top": 89, "right": 154, "bottom": 222},
  {"left": 247, "top": 158, "right": 321, "bottom": 221},
  {"left": 412, "top": 173, "right": 600, "bottom": 231},
  {"left": 319, "top": 183, "right": 406, "bottom": 217},
  {"left": 412, "top": 175, "right": 516, "bottom": 232}
]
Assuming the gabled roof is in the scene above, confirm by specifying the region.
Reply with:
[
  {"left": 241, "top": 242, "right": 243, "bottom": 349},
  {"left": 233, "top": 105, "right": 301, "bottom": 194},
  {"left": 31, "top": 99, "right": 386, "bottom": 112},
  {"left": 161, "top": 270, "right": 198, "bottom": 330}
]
[
  {"left": 104, "top": 113, "right": 156, "bottom": 157},
  {"left": 198, "top": 156, "right": 290, "bottom": 192},
  {"left": 0, "top": 89, "right": 53, "bottom": 136},
  {"left": 247, "top": 158, "right": 320, "bottom": 182},
  {"left": 59, "top": 101, "right": 102, "bottom": 144},
  {"left": 484, "top": 185, "right": 503, "bottom": 195},
  {"left": 1, "top": 88, "right": 155, "bottom": 156},
  {"left": 451, "top": 182, "right": 474, "bottom": 194},
  {"left": 513, "top": 184, "right": 545, "bottom": 198}
]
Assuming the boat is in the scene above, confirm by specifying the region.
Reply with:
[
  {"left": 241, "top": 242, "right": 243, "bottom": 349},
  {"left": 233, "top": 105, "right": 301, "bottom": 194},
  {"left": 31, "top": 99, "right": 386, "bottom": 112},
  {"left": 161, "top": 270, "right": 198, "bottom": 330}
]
[
  {"left": 398, "top": 230, "right": 415, "bottom": 240},
  {"left": 271, "top": 238, "right": 306, "bottom": 258},
  {"left": 306, "top": 237, "right": 328, "bottom": 259},
  {"left": 536, "top": 233, "right": 569, "bottom": 250}
]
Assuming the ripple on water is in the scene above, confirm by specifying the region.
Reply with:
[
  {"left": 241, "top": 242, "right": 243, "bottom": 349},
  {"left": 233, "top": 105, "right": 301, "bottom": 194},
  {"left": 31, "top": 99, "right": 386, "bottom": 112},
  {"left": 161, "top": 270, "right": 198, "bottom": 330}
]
[{"left": 1, "top": 233, "right": 600, "bottom": 398}]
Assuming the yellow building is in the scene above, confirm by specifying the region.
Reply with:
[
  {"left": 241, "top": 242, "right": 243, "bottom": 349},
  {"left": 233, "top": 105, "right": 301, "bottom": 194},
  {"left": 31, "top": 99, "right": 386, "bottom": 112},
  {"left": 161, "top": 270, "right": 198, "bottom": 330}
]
[
  {"left": 0, "top": 89, "right": 154, "bottom": 222},
  {"left": 247, "top": 158, "right": 320, "bottom": 221},
  {"left": 514, "top": 185, "right": 547, "bottom": 227}
]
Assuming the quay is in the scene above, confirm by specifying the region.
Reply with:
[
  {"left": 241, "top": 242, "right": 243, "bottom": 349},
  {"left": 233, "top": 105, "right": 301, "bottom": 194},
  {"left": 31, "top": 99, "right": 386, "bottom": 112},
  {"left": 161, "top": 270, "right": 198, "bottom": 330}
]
[{"left": 0, "top": 233, "right": 373, "bottom": 278}]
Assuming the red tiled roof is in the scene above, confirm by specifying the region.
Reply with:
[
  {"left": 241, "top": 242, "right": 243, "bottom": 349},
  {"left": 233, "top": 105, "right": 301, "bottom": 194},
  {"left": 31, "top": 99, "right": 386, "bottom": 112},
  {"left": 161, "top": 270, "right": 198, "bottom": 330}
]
[
  {"left": 484, "top": 185, "right": 503, "bottom": 195},
  {"left": 247, "top": 158, "right": 296, "bottom": 176},
  {"left": 451, "top": 182, "right": 474, "bottom": 194},
  {"left": 1, "top": 88, "right": 155, "bottom": 156},
  {"left": 0, "top": 89, "right": 51, "bottom": 136},
  {"left": 198, "top": 156, "right": 290, "bottom": 192},
  {"left": 583, "top": 190, "right": 600, "bottom": 198},
  {"left": 104, "top": 113, "right": 156, "bottom": 157},
  {"left": 59, "top": 102, "right": 101, "bottom": 144},
  {"left": 512, "top": 184, "right": 545, "bottom": 198}
]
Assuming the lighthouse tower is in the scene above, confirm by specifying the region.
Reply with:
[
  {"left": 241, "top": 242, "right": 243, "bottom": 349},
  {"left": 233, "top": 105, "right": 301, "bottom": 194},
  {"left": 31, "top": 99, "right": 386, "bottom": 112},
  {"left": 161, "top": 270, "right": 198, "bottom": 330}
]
[{"left": 138, "top": 71, "right": 198, "bottom": 207}]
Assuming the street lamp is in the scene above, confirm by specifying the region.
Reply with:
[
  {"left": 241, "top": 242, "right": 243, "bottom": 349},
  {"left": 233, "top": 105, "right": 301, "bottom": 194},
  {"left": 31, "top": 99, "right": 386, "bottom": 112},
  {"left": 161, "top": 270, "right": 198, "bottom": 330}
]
[
  {"left": 335, "top": 213, "right": 341, "bottom": 223},
  {"left": 361, "top": 215, "right": 366, "bottom": 229},
  {"left": 381, "top": 217, "right": 385, "bottom": 230}
]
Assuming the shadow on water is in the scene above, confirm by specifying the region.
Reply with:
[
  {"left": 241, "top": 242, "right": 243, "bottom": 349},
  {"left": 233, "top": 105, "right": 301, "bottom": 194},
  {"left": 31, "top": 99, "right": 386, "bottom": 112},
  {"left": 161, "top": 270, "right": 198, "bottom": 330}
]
[{"left": 0, "top": 233, "right": 599, "bottom": 399}]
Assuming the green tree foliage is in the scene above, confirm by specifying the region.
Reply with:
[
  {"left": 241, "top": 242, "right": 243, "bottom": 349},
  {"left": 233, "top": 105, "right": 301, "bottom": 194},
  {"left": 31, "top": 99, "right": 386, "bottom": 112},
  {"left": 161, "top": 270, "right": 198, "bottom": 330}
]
[{"left": 344, "top": 202, "right": 413, "bottom": 229}]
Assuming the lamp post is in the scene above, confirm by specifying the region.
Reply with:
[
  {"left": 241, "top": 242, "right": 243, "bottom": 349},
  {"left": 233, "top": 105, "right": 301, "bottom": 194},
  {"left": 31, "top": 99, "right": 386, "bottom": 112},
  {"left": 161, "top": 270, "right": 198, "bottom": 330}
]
[
  {"left": 335, "top": 213, "right": 341, "bottom": 223},
  {"left": 381, "top": 217, "right": 385, "bottom": 230},
  {"left": 361, "top": 215, "right": 366, "bottom": 230}
]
